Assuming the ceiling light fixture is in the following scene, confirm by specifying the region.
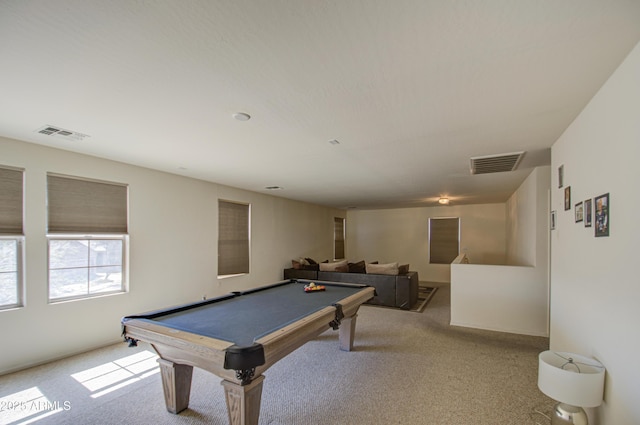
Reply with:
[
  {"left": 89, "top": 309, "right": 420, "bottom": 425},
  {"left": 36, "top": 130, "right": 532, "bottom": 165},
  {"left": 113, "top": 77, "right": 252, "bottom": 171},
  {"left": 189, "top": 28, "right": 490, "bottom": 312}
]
[
  {"left": 438, "top": 197, "right": 450, "bottom": 205},
  {"left": 233, "top": 112, "right": 251, "bottom": 121}
]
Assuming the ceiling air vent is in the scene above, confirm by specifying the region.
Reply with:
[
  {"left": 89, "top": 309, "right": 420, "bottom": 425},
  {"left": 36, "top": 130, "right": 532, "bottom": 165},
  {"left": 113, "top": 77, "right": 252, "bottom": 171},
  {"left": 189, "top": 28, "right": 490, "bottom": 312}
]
[
  {"left": 470, "top": 151, "right": 525, "bottom": 175},
  {"left": 35, "top": 125, "right": 89, "bottom": 141}
]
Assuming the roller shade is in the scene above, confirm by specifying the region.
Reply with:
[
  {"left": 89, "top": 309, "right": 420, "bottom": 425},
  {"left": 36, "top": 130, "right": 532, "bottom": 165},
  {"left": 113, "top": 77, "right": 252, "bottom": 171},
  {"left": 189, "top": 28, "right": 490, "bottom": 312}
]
[
  {"left": 218, "top": 200, "right": 250, "bottom": 275},
  {"left": 0, "top": 166, "right": 24, "bottom": 234},
  {"left": 429, "top": 217, "right": 459, "bottom": 264},
  {"left": 334, "top": 217, "right": 345, "bottom": 259},
  {"left": 47, "top": 174, "right": 128, "bottom": 234}
]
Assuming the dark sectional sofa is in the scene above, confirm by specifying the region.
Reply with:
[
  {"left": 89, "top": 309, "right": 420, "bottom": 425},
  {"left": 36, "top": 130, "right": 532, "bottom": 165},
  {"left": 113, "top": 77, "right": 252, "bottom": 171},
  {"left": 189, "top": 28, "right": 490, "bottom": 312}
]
[{"left": 284, "top": 268, "right": 419, "bottom": 310}]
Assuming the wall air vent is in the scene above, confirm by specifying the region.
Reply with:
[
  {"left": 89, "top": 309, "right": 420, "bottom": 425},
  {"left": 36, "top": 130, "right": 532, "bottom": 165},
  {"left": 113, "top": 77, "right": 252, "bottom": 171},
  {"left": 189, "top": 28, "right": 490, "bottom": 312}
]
[
  {"left": 35, "top": 125, "right": 89, "bottom": 141},
  {"left": 470, "top": 151, "right": 525, "bottom": 175}
]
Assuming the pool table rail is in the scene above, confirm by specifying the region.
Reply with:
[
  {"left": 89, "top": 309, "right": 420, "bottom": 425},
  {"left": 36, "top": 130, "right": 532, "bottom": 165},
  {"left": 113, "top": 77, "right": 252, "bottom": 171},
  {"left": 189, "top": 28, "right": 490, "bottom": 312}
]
[
  {"left": 122, "top": 317, "right": 238, "bottom": 380},
  {"left": 254, "top": 284, "right": 374, "bottom": 377}
]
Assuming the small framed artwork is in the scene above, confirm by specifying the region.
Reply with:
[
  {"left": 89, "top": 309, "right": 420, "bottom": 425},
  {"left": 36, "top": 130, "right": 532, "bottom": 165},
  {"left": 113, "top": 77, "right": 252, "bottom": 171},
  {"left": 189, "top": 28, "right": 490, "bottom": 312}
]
[
  {"left": 594, "top": 193, "right": 609, "bottom": 237},
  {"left": 564, "top": 186, "right": 571, "bottom": 211},
  {"left": 558, "top": 165, "right": 564, "bottom": 188},
  {"left": 575, "top": 202, "right": 583, "bottom": 223},
  {"left": 584, "top": 199, "right": 592, "bottom": 228},
  {"left": 550, "top": 210, "right": 556, "bottom": 230}
]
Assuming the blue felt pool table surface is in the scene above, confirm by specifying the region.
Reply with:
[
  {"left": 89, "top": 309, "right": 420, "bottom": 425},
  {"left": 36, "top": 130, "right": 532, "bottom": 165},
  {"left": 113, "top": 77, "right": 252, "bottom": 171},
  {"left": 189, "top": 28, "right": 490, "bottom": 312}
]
[{"left": 123, "top": 279, "right": 369, "bottom": 348}]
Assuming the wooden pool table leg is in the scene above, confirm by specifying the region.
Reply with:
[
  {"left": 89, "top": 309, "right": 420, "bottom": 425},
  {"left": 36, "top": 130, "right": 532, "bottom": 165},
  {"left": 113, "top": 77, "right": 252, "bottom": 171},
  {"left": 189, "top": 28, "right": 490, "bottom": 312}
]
[
  {"left": 221, "top": 375, "right": 265, "bottom": 425},
  {"left": 157, "top": 358, "right": 193, "bottom": 414},
  {"left": 339, "top": 313, "right": 358, "bottom": 351}
]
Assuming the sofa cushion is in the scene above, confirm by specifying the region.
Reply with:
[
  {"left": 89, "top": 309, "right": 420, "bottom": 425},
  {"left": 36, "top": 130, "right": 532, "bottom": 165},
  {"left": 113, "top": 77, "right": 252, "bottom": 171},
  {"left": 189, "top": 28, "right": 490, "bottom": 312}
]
[
  {"left": 366, "top": 262, "right": 399, "bottom": 275},
  {"left": 398, "top": 264, "right": 410, "bottom": 274},
  {"left": 319, "top": 259, "right": 349, "bottom": 272}
]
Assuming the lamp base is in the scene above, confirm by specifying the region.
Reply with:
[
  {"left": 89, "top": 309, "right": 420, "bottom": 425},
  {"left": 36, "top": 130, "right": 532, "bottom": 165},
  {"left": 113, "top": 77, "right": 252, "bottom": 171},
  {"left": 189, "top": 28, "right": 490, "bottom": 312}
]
[{"left": 551, "top": 402, "right": 589, "bottom": 425}]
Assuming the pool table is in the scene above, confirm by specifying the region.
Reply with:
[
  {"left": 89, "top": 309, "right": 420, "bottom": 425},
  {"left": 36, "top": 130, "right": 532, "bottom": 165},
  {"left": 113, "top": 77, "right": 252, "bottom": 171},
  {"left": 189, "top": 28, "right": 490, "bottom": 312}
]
[{"left": 121, "top": 279, "right": 375, "bottom": 425}]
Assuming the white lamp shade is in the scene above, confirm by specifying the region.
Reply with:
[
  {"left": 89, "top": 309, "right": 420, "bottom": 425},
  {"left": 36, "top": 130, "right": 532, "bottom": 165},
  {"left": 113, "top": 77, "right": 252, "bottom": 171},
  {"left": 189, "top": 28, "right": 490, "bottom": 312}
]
[{"left": 538, "top": 351, "right": 605, "bottom": 408}]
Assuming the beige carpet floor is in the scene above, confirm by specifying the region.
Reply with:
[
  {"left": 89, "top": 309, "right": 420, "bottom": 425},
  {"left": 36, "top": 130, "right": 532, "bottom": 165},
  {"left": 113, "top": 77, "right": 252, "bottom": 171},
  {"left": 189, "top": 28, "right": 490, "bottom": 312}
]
[{"left": 0, "top": 282, "right": 554, "bottom": 425}]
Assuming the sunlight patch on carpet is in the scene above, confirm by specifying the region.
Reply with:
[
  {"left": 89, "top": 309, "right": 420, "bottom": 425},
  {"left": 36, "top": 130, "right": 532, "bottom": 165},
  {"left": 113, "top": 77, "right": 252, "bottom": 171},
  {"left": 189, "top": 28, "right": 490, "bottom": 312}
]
[{"left": 71, "top": 350, "right": 159, "bottom": 398}]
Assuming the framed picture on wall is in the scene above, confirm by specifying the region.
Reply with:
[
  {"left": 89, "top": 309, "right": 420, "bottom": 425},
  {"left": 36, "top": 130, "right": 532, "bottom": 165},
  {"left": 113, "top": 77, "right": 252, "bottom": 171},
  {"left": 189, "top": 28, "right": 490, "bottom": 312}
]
[
  {"left": 558, "top": 165, "right": 564, "bottom": 188},
  {"left": 594, "top": 193, "right": 609, "bottom": 237},
  {"left": 550, "top": 210, "right": 556, "bottom": 230},
  {"left": 575, "top": 202, "right": 583, "bottom": 222},
  {"left": 564, "top": 186, "right": 571, "bottom": 211},
  {"left": 584, "top": 199, "right": 592, "bottom": 227}
]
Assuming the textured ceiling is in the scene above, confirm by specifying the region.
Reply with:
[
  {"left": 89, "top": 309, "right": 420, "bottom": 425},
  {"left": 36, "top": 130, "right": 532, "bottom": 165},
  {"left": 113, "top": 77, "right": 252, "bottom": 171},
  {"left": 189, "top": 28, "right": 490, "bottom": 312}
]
[{"left": 1, "top": 1, "right": 639, "bottom": 208}]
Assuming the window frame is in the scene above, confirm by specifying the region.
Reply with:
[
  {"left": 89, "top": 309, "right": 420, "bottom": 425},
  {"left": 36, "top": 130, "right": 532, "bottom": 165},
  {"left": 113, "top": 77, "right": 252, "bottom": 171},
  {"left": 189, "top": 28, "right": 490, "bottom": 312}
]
[
  {"left": 46, "top": 173, "right": 129, "bottom": 303},
  {"left": 47, "top": 234, "right": 129, "bottom": 303},
  {"left": 0, "top": 165, "right": 25, "bottom": 311},
  {"left": 0, "top": 235, "right": 25, "bottom": 310}
]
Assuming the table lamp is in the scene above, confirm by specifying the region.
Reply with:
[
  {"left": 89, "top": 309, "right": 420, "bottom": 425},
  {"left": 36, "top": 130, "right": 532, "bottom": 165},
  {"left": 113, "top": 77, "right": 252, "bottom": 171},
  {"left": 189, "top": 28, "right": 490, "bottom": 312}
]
[{"left": 538, "top": 351, "right": 605, "bottom": 425}]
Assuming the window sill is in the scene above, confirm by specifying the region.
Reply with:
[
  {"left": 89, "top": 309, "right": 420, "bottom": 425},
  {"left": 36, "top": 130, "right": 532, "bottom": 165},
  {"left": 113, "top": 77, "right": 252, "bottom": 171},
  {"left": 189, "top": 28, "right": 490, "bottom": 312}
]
[
  {"left": 217, "top": 273, "right": 248, "bottom": 280},
  {"left": 48, "top": 290, "right": 128, "bottom": 305}
]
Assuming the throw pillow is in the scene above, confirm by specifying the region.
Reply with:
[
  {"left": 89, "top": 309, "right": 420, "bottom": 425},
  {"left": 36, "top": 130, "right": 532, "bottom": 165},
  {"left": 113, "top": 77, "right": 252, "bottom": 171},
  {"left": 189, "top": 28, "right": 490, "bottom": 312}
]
[
  {"left": 398, "top": 264, "right": 409, "bottom": 274},
  {"left": 366, "top": 262, "right": 399, "bottom": 275},
  {"left": 319, "top": 259, "right": 349, "bottom": 272},
  {"left": 348, "top": 260, "right": 366, "bottom": 273}
]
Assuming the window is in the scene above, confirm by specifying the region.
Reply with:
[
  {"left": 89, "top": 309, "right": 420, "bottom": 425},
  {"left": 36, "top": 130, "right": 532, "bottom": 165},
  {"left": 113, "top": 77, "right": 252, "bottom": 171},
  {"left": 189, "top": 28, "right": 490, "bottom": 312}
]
[
  {"left": 0, "top": 166, "right": 24, "bottom": 310},
  {"left": 334, "top": 217, "right": 345, "bottom": 260},
  {"left": 0, "top": 238, "right": 23, "bottom": 310},
  {"left": 218, "top": 200, "right": 250, "bottom": 276},
  {"left": 48, "top": 237, "right": 126, "bottom": 300},
  {"left": 429, "top": 217, "right": 460, "bottom": 264},
  {"left": 47, "top": 174, "right": 128, "bottom": 302}
]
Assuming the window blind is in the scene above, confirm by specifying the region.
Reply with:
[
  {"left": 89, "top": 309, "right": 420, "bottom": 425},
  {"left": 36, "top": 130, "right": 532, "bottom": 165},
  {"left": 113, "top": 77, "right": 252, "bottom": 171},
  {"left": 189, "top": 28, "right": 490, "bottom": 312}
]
[
  {"left": 47, "top": 174, "right": 128, "bottom": 234},
  {"left": 429, "top": 217, "right": 459, "bottom": 264},
  {"left": 0, "top": 166, "right": 24, "bottom": 234},
  {"left": 218, "top": 200, "right": 250, "bottom": 276},
  {"left": 334, "top": 217, "right": 345, "bottom": 259}
]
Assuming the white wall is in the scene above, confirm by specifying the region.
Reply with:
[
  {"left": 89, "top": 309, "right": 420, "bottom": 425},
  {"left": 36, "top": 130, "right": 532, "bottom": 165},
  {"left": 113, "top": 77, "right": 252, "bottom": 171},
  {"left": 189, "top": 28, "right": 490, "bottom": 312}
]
[
  {"left": 550, "top": 41, "right": 640, "bottom": 424},
  {"left": 0, "top": 137, "right": 342, "bottom": 374},
  {"left": 451, "top": 166, "right": 550, "bottom": 337},
  {"left": 346, "top": 203, "right": 507, "bottom": 282},
  {"left": 451, "top": 264, "right": 547, "bottom": 336},
  {"left": 506, "top": 166, "right": 550, "bottom": 267}
]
